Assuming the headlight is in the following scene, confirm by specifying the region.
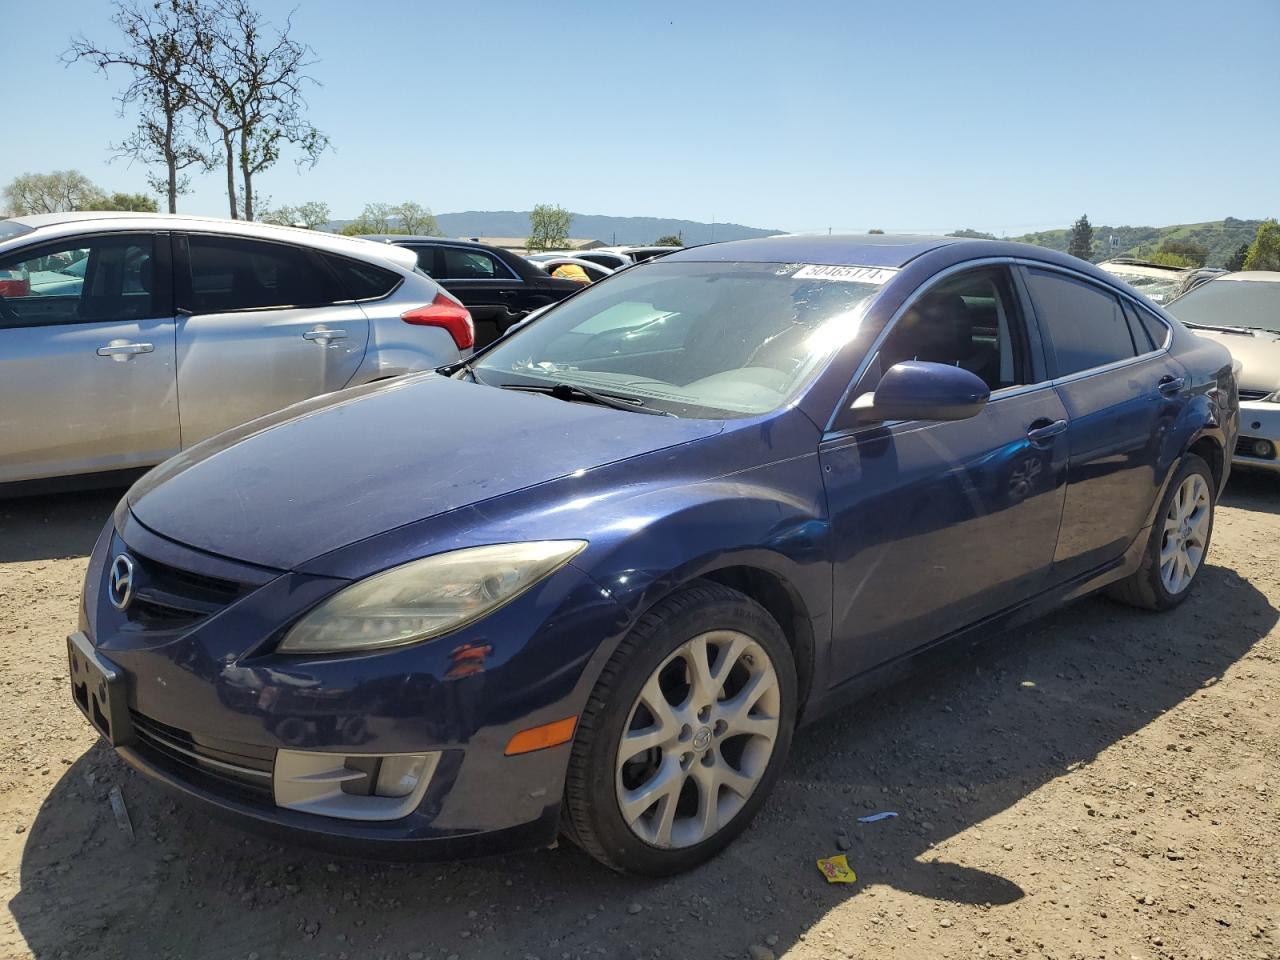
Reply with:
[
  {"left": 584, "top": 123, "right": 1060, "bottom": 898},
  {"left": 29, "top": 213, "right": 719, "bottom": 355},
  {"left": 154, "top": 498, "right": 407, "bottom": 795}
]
[{"left": 278, "top": 541, "right": 586, "bottom": 654}]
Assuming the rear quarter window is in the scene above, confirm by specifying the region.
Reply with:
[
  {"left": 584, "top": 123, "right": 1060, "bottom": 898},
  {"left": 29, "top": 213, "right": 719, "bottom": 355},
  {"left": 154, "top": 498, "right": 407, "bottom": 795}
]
[{"left": 322, "top": 254, "right": 401, "bottom": 300}]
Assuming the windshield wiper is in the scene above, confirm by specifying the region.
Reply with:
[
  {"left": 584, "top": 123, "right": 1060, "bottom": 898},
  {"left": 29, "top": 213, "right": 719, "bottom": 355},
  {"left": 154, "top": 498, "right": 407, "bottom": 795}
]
[
  {"left": 500, "top": 382, "right": 674, "bottom": 416},
  {"left": 1182, "top": 321, "right": 1259, "bottom": 335}
]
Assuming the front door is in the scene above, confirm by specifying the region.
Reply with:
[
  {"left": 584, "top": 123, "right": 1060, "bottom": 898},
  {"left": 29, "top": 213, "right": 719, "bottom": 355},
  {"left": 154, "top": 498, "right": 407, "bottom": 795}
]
[
  {"left": 0, "top": 232, "right": 179, "bottom": 483},
  {"left": 1020, "top": 266, "right": 1190, "bottom": 581},
  {"left": 174, "top": 233, "right": 370, "bottom": 444},
  {"left": 821, "top": 264, "right": 1069, "bottom": 681}
]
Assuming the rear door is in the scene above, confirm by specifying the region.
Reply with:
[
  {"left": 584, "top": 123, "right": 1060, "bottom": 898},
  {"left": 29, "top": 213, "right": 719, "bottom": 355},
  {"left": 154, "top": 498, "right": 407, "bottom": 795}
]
[
  {"left": 174, "top": 234, "right": 371, "bottom": 444},
  {"left": 0, "top": 232, "right": 180, "bottom": 483},
  {"left": 1020, "top": 265, "right": 1188, "bottom": 582},
  {"left": 425, "top": 245, "right": 525, "bottom": 347}
]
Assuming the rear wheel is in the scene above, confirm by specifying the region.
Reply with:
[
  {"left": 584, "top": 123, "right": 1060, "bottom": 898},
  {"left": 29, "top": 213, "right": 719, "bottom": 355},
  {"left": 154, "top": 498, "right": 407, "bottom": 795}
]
[
  {"left": 1107, "top": 453, "right": 1215, "bottom": 610},
  {"left": 563, "top": 581, "right": 796, "bottom": 875}
]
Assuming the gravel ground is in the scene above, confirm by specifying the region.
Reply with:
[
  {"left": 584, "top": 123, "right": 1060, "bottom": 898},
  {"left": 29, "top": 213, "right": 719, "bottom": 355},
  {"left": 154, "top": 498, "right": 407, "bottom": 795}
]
[{"left": 1, "top": 476, "right": 1278, "bottom": 960}]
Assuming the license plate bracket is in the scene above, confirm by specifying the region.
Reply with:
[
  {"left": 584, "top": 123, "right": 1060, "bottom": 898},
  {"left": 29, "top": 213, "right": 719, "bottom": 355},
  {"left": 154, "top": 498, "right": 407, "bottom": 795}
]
[{"left": 67, "top": 632, "right": 134, "bottom": 746}]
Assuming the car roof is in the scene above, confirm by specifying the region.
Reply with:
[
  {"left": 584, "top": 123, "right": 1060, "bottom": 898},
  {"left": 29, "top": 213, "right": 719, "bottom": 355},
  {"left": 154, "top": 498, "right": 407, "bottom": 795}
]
[
  {"left": 1, "top": 212, "right": 420, "bottom": 272},
  {"left": 663, "top": 233, "right": 963, "bottom": 268},
  {"left": 363, "top": 235, "right": 498, "bottom": 248},
  {"left": 1218, "top": 271, "right": 1280, "bottom": 283}
]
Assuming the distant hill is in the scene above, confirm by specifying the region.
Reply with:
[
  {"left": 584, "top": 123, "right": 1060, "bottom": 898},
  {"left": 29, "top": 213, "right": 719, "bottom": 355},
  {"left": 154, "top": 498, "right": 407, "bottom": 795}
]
[
  {"left": 1008, "top": 218, "right": 1265, "bottom": 267},
  {"left": 326, "top": 210, "right": 783, "bottom": 246}
]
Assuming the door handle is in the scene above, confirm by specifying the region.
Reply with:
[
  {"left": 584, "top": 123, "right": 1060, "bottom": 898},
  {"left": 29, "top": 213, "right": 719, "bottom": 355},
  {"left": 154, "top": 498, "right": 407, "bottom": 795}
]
[
  {"left": 1158, "top": 375, "right": 1186, "bottom": 396},
  {"left": 1026, "top": 418, "right": 1068, "bottom": 444},
  {"left": 96, "top": 342, "right": 154, "bottom": 361},
  {"left": 303, "top": 328, "right": 347, "bottom": 342}
]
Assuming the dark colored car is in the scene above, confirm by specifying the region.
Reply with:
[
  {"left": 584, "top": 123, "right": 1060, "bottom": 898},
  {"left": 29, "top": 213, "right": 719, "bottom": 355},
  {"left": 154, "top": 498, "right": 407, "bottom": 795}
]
[
  {"left": 69, "top": 235, "right": 1237, "bottom": 876},
  {"left": 363, "top": 235, "right": 582, "bottom": 348}
]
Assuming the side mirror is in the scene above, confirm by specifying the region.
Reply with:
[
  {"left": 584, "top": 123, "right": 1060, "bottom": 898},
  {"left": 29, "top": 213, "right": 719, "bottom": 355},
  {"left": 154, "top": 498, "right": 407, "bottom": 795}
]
[{"left": 851, "top": 360, "right": 990, "bottom": 423}]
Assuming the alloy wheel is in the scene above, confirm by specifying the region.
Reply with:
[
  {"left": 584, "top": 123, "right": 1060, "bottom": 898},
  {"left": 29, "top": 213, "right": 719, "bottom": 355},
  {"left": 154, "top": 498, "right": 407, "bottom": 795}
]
[
  {"left": 1160, "top": 473, "right": 1211, "bottom": 594},
  {"left": 614, "top": 630, "right": 780, "bottom": 849}
]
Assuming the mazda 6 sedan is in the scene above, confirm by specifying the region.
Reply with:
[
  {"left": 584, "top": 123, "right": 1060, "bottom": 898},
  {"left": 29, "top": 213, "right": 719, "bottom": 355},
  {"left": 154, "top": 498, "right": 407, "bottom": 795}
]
[{"left": 69, "top": 234, "right": 1238, "bottom": 875}]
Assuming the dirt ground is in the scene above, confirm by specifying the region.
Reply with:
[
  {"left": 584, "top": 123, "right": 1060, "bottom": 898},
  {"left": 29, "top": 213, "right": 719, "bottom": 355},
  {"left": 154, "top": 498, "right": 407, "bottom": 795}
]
[{"left": 1, "top": 475, "right": 1277, "bottom": 960}]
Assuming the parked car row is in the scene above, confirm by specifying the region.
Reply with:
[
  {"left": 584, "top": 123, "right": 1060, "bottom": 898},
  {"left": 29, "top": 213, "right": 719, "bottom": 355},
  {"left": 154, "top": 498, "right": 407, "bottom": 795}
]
[
  {"left": 0, "top": 212, "right": 479, "bottom": 486},
  {"left": 56, "top": 223, "right": 1239, "bottom": 875}
]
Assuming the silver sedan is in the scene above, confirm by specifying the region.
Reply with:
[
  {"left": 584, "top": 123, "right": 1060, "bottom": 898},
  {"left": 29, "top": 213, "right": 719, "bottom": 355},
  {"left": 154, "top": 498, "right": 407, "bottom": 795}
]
[{"left": 0, "top": 213, "right": 474, "bottom": 485}]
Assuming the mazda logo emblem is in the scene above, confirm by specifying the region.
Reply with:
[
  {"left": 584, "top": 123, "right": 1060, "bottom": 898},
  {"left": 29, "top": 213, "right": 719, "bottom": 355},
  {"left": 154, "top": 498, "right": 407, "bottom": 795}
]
[{"left": 109, "top": 554, "right": 135, "bottom": 610}]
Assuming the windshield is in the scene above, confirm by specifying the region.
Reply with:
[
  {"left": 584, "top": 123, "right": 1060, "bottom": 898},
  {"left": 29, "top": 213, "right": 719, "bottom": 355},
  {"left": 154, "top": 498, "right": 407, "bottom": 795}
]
[
  {"left": 1167, "top": 279, "right": 1280, "bottom": 333},
  {"left": 1104, "top": 269, "right": 1184, "bottom": 304},
  {"left": 475, "top": 260, "right": 888, "bottom": 418}
]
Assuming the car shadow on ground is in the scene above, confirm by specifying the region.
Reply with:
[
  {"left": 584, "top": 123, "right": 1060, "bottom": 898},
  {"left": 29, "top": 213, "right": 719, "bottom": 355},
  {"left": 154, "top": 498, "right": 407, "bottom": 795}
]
[
  {"left": 0, "top": 488, "right": 123, "bottom": 564},
  {"left": 1222, "top": 469, "right": 1278, "bottom": 513},
  {"left": 10, "top": 561, "right": 1272, "bottom": 960}
]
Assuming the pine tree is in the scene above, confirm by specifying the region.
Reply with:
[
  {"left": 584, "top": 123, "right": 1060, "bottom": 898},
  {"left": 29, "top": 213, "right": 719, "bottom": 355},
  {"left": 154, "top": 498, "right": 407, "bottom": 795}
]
[{"left": 1067, "top": 214, "right": 1094, "bottom": 261}]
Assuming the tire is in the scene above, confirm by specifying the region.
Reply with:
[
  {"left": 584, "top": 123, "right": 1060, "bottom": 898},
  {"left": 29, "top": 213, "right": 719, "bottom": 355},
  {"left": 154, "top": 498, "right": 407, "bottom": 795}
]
[
  {"left": 1107, "top": 453, "right": 1215, "bottom": 611},
  {"left": 563, "top": 580, "right": 797, "bottom": 875}
]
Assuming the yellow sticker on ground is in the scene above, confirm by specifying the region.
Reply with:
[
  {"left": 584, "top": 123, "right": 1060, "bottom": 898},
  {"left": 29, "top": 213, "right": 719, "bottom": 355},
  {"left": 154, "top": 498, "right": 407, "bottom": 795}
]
[{"left": 816, "top": 854, "right": 858, "bottom": 884}]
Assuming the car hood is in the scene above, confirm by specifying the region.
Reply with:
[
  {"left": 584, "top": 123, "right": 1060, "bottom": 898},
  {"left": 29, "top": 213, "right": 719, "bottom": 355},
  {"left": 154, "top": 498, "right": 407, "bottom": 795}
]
[
  {"left": 128, "top": 374, "right": 723, "bottom": 569},
  {"left": 1190, "top": 327, "right": 1280, "bottom": 395}
]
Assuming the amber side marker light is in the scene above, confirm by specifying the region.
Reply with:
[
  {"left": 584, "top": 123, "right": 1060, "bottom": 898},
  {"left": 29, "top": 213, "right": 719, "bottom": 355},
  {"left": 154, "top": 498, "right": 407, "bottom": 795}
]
[{"left": 505, "top": 716, "right": 578, "bottom": 756}]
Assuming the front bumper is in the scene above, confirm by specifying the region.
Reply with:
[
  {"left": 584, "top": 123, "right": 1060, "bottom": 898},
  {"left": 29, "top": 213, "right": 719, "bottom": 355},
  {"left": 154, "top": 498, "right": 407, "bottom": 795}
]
[
  {"left": 71, "top": 513, "right": 626, "bottom": 859},
  {"left": 1233, "top": 400, "right": 1280, "bottom": 472}
]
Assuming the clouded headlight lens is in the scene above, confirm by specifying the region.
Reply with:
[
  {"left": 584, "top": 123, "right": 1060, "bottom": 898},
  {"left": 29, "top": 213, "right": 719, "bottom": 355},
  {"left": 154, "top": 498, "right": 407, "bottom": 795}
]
[{"left": 278, "top": 541, "right": 586, "bottom": 654}]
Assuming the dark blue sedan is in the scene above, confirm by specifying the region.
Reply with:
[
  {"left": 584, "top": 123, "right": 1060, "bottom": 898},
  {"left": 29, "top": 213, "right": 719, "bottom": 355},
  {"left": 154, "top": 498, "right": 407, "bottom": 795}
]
[{"left": 68, "top": 235, "right": 1238, "bottom": 875}]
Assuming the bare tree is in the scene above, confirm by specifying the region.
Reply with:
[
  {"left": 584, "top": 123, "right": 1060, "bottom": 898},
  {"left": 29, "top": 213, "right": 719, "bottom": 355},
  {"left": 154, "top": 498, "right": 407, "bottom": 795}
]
[
  {"left": 4, "top": 171, "right": 107, "bottom": 215},
  {"left": 66, "top": 1, "right": 209, "bottom": 214},
  {"left": 186, "top": 0, "right": 328, "bottom": 221}
]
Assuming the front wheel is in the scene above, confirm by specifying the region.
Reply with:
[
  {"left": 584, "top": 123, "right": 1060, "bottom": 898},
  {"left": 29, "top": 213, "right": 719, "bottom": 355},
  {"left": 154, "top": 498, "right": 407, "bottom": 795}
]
[
  {"left": 1107, "top": 453, "right": 1215, "bottom": 610},
  {"left": 562, "top": 581, "right": 796, "bottom": 875}
]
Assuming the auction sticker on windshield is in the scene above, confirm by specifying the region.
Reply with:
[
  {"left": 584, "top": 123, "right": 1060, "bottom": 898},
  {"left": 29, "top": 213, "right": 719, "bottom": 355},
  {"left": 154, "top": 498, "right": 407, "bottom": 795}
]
[{"left": 792, "top": 264, "right": 898, "bottom": 284}]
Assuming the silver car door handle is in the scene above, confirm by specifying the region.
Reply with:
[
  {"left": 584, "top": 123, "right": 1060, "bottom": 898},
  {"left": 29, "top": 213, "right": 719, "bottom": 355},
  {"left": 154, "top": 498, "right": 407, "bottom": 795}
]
[
  {"left": 303, "top": 328, "right": 347, "bottom": 342},
  {"left": 96, "top": 342, "right": 154, "bottom": 360}
]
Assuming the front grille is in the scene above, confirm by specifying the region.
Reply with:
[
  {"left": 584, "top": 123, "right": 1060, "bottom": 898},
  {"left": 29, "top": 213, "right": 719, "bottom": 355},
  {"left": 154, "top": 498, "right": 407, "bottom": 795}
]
[
  {"left": 1238, "top": 389, "right": 1270, "bottom": 402},
  {"left": 1236, "top": 435, "right": 1277, "bottom": 460},
  {"left": 124, "top": 551, "right": 244, "bottom": 629},
  {"left": 130, "top": 710, "right": 275, "bottom": 805}
]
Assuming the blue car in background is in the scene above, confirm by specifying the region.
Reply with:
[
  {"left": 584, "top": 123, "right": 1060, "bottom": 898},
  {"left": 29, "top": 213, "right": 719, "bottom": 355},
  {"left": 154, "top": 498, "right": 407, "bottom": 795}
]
[{"left": 68, "top": 234, "right": 1238, "bottom": 875}]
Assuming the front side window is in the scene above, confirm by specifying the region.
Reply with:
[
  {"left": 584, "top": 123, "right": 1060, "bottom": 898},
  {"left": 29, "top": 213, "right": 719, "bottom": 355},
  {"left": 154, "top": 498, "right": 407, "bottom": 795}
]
[
  {"left": 874, "top": 266, "right": 1028, "bottom": 393},
  {"left": 1025, "top": 268, "right": 1137, "bottom": 377},
  {"left": 476, "top": 260, "right": 887, "bottom": 417},
  {"left": 186, "top": 235, "right": 334, "bottom": 314},
  {"left": 0, "top": 235, "right": 156, "bottom": 327}
]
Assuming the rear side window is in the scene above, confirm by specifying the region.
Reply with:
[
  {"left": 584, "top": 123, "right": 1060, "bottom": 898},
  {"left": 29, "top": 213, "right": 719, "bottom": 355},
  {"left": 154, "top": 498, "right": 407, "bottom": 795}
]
[
  {"left": 1025, "top": 268, "right": 1137, "bottom": 376},
  {"left": 0, "top": 234, "right": 158, "bottom": 327},
  {"left": 440, "top": 247, "right": 513, "bottom": 280},
  {"left": 321, "top": 254, "right": 401, "bottom": 301},
  {"left": 1133, "top": 303, "right": 1169, "bottom": 351},
  {"left": 186, "top": 235, "right": 336, "bottom": 314}
]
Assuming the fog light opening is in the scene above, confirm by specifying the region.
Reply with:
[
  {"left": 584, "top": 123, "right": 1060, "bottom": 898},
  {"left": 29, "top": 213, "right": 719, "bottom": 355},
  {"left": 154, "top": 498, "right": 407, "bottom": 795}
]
[
  {"left": 375, "top": 754, "right": 431, "bottom": 798},
  {"left": 1253, "top": 439, "right": 1275, "bottom": 459}
]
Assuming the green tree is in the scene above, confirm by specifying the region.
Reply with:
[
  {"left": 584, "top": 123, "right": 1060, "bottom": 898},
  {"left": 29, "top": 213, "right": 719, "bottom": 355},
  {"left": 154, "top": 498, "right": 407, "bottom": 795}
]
[
  {"left": 1147, "top": 251, "right": 1196, "bottom": 268},
  {"left": 1225, "top": 241, "right": 1250, "bottom": 272},
  {"left": 4, "top": 170, "right": 105, "bottom": 214},
  {"left": 1067, "top": 214, "right": 1094, "bottom": 261},
  {"left": 527, "top": 203, "right": 573, "bottom": 252},
  {"left": 1244, "top": 220, "right": 1280, "bottom": 271},
  {"left": 654, "top": 234, "right": 683, "bottom": 246},
  {"left": 256, "top": 203, "right": 298, "bottom": 226},
  {"left": 295, "top": 200, "right": 330, "bottom": 229},
  {"left": 867, "top": 228, "right": 885, "bottom": 235},
  {"left": 100, "top": 191, "right": 159, "bottom": 212},
  {"left": 342, "top": 202, "right": 401, "bottom": 234},
  {"left": 1157, "top": 239, "right": 1208, "bottom": 267},
  {"left": 947, "top": 228, "right": 996, "bottom": 239},
  {"left": 394, "top": 201, "right": 439, "bottom": 236}
]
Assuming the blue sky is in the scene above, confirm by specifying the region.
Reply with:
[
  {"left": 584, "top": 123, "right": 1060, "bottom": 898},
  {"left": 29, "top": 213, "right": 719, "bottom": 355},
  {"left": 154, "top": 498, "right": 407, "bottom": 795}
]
[{"left": 4, "top": 0, "right": 1277, "bottom": 234}]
